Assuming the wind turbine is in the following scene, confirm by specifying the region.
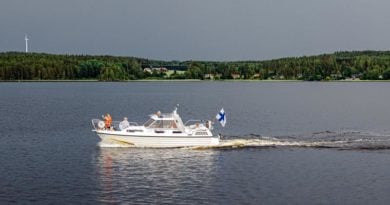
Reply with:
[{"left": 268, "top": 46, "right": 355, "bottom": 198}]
[{"left": 25, "top": 34, "right": 29, "bottom": 53}]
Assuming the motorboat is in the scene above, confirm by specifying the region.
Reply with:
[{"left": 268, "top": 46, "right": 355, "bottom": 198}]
[{"left": 91, "top": 107, "right": 220, "bottom": 148}]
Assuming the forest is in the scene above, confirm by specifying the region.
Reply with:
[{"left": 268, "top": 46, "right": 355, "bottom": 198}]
[{"left": 1, "top": 51, "right": 390, "bottom": 81}]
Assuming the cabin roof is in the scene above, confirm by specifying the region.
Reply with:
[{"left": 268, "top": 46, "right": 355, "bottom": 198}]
[{"left": 150, "top": 113, "right": 176, "bottom": 121}]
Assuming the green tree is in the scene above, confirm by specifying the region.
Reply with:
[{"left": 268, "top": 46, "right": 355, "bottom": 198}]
[
  {"left": 78, "top": 60, "right": 104, "bottom": 79},
  {"left": 382, "top": 68, "right": 390, "bottom": 80},
  {"left": 99, "top": 64, "right": 126, "bottom": 81}
]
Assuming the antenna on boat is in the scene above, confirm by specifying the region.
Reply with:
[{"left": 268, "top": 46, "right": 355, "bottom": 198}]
[{"left": 174, "top": 104, "right": 179, "bottom": 114}]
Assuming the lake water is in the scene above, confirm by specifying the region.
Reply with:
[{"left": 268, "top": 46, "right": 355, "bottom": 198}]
[{"left": 1, "top": 82, "right": 390, "bottom": 204}]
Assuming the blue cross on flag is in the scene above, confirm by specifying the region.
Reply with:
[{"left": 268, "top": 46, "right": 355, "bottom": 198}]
[{"left": 216, "top": 108, "right": 226, "bottom": 127}]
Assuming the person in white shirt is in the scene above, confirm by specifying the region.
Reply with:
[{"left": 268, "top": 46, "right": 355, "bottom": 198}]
[{"left": 119, "top": 117, "right": 130, "bottom": 130}]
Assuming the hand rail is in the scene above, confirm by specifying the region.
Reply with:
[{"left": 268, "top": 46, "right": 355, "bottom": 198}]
[
  {"left": 184, "top": 119, "right": 204, "bottom": 126},
  {"left": 129, "top": 122, "right": 139, "bottom": 126},
  {"left": 91, "top": 119, "right": 139, "bottom": 130},
  {"left": 91, "top": 119, "right": 100, "bottom": 130}
]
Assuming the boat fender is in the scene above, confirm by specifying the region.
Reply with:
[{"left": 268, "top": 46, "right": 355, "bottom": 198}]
[{"left": 98, "top": 121, "right": 105, "bottom": 129}]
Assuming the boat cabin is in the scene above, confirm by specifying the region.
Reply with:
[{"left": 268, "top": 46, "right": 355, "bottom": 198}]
[{"left": 143, "top": 112, "right": 184, "bottom": 130}]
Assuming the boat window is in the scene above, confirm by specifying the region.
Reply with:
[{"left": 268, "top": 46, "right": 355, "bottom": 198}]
[
  {"left": 143, "top": 119, "right": 155, "bottom": 127},
  {"left": 164, "top": 120, "right": 177, "bottom": 128},
  {"left": 170, "top": 121, "right": 178, "bottom": 129},
  {"left": 148, "top": 120, "right": 163, "bottom": 128},
  {"left": 148, "top": 120, "right": 177, "bottom": 129},
  {"left": 127, "top": 130, "right": 143, "bottom": 132}
]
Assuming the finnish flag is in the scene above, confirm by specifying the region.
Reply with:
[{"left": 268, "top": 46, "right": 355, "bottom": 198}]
[{"left": 216, "top": 108, "right": 226, "bottom": 127}]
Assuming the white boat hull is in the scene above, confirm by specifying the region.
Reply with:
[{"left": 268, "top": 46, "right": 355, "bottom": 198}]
[
  {"left": 96, "top": 131, "right": 220, "bottom": 148},
  {"left": 92, "top": 108, "right": 221, "bottom": 148}
]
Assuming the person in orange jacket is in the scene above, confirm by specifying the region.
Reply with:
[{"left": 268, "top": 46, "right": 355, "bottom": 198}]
[{"left": 104, "top": 113, "right": 112, "bottom": 129}]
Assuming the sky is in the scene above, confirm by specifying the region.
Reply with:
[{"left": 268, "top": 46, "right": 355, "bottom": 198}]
[{"left": 1, "top": 0, "right": 390, "bottom": 61}]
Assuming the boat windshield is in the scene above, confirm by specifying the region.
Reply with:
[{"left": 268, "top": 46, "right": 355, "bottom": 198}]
[
  {"left": 147, "top": 120, "right": 178, "bottom": 129},
  {"left": 143, "top": 119, "right": 155, "bottom": 127}
]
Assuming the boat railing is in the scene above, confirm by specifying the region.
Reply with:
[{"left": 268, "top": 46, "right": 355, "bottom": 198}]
[
  {"left": 91, "top": 119, "right": 138, "bottom": 130},
  {"left": 130, "top": 122, "right": 139, "bottom": 126},
  {"left": 184, "top": 119, "right": 204, "bottom": 126},
  {"left": 184, "top": 119, "right": 213, "bottom": 130},
  {"left": 112, "top": 121, "right": 139, "bottom": 130},
  {"left": 91, "top": 119, "right": 100, "bottom": 130}
]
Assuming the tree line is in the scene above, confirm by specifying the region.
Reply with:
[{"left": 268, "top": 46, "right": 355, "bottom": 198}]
[{"left": 1, "top": 51, "right": 390, "bottom": 81}]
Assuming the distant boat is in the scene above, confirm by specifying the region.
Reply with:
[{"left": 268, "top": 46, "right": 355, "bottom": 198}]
[{"left": 91, "top": 107, "right": 220, "bottom": 148}]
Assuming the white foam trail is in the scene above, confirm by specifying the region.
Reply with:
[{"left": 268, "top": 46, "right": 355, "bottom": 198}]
[
  {"left": 189, "top": 138, "right": 309, "bottom": 150},
  {"left": 98, "top": 137, "right": 378, "bottom": 150},
  {"left": 97, "top": 138, "right": 338, "bottom": 150},
  {"left": 221, "top": 139, "right": 301, "bottom": 147},
  {"left": 98, "top": 142, "right": 134, "bottom": 148}
]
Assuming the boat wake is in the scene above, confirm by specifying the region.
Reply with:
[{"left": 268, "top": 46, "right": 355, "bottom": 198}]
[
  {"left": 98, "top": 142, "right": 135, "bottom": 148},
  {"left": 190, "top": 131, "right": 390, "bottom": 151},
  {"left": 98, "top": 130, "right": 390, "bottom": 151}
]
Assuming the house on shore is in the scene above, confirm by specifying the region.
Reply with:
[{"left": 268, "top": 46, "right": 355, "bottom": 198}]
[
  {"left": 204, "top": 73, "right": 222, "bottom": 79},
  {"left": 143, "top": 67, "right": 168, "bottom": 74},
  {"left": 231, "top": 73, "right": 241, "bottom": 79}
]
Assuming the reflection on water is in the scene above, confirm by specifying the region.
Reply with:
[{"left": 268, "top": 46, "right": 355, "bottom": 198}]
[{"left": 96, "top": 148, "right": 219, "bottom": 204}]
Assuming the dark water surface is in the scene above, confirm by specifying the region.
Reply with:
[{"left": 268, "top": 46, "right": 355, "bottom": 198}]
[{"left": 1, "top": 82, "right": 390, "bottom": 204}]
